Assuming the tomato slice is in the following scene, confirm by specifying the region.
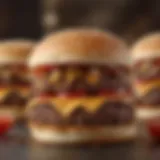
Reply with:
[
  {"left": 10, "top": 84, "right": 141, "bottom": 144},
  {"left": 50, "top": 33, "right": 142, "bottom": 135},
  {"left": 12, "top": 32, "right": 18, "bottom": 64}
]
[
  {"left": 0, "top": 117, "right": 14, "bottom": 135},
  {"left": 147, "top": 117, "right": 160, "bottom": 138}
]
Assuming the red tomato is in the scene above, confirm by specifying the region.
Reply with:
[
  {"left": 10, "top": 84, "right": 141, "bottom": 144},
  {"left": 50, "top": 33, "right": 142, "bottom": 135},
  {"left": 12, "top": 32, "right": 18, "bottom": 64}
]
[
  {"left": 0, "top": 117, "right": 14, "bottom": 135},
  {"left": 147, "top": 118, "right": 160, "bottom": 138}
]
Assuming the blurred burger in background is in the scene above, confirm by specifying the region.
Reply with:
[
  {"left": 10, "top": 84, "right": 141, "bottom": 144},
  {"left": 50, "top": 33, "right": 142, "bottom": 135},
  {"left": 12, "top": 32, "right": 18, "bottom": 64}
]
[
  {"left": 26, "top": 29, "right": 135, "bottom": 144},
  {"left": 0, "top": 40, "right": 34, "bottom": 123},
  {"left": 132, "top": 33, "right": 160, "bottom": 120}
]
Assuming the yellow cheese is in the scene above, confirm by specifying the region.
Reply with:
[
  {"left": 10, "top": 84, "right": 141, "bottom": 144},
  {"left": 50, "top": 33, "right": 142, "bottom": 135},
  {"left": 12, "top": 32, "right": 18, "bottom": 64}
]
[
  {"left": 84, "top": 97, "right": 105, "bottom": 112},
  {"left": 0, "top": 88, "right": 11, "bottom": 101},
  {"left": 28, "top": 95, "right": 128, "bottom": 117},
  {"left": 0, "top": 87, "right": 30, "bottom": 101},
  {"left": 135, "top": 80, "right": 160, "bottom": 96},
  {"left": 49, "top": 70, "right": 61, "bottom": 83},
  {"left": 51, "top": 98, "right": 80, "bottom": 115}
]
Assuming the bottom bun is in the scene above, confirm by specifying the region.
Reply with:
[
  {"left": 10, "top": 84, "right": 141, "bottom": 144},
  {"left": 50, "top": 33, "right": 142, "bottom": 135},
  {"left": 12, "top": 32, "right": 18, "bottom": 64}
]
[
  {"left": 136, "top": 107, "right": 160, "bottom": 120},
  {"left": 0, "top": 107, "right": 25, "bottom": 121},
  {"left": 29, "top": 123, "right": 136, "bottom": 144},
  {"left": 0, "top": 108, "right": 16, "bottom": 119}
]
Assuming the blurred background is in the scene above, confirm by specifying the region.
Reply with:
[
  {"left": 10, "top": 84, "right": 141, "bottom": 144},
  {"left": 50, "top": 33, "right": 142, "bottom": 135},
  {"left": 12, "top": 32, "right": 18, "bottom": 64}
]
[{"left": 0, "top": 0, "right": 160, "bottom": 44}]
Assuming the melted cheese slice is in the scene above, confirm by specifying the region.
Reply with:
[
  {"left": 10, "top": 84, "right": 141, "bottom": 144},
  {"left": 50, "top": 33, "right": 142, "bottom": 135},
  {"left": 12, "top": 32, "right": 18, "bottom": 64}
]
[
  {"left": 0, "top": 88, "right": 11, "bottom": 101},
  {"left": 0, "top": 87, "right": 30, "bottom": 101},
  {"left": 28, "top": 95, "right": 131, "bottom": 117},
  {"left": 134, "top": 80, "right": 160, "bottom": 96}
]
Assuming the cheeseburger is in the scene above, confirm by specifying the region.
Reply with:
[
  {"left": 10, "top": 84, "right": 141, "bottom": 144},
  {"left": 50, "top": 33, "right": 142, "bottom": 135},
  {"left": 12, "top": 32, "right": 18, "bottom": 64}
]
[
  {"left": 0, "top": 40, "right": 34, "bottom": 121},
  {"left": 27, "top": 29, "right": 135, "bottom": 144},
  {"left": 132, "top": 33, "right": 160, "bottom": 119}
]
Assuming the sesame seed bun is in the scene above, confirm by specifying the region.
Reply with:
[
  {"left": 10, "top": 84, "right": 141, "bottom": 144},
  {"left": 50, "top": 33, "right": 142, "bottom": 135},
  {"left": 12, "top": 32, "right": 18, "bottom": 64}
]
[
  {"left": 132, "top": 33, "right": 160, "bottom": 62},
  {"left": 28, "top": 29, "right": 128, "bottom": 67},
  {"left": 0, "top": 40, "right": 35, "bottom": 64}
]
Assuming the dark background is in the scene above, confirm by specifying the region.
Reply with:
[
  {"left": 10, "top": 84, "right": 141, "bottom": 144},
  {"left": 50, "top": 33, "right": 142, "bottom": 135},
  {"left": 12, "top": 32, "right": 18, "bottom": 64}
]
[{"left": 0, "top": 0, "right": 160, "bottom": 43}]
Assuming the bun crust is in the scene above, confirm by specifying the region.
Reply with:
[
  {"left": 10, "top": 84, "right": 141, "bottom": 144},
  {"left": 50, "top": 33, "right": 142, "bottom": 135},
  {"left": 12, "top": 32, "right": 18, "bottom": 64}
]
[
  {"left": 136, "top": 107, "right": 160, "bottom": 120},
  {"left": 0, "top": 40, "right": 34, "bottom": 64},
  {"left": 28, "top": 29, "right": 128, "bottom": 67},
  {"left": 132, "top": 33, "right": 160, "bottom": 62},
  {"left": 29, "top": 123, "right": 136, "bottom": 144}
]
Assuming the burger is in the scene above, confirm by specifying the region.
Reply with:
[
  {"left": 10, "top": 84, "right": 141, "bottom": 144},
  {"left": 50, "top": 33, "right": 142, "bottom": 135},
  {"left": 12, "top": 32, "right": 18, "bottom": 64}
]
[
  {"left": 0, "top": 40, "right": 34, "bottom": 122},
  {"left": 26, "top": 29, "right": 135, "bottom": 144},
  {"left": 132, "top": 33, "right": 160, "bottom": 120}
]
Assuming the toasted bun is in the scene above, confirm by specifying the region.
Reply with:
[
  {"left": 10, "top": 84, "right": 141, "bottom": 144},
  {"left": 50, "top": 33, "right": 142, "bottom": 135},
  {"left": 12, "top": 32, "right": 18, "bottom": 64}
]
[
  {"left": 0, "top": 40, "right": 35, "bottom": 64},
  {"left": 29, "top": 123, "right": 136, "bottom": 144},
  {"left": 0, "top": 108, "right": 17, "bottom": 119},
  {"left": 132, "top": 33, "right": 160, "bottom": 62},
  {"left": 136, "top": 107, "right": 160, "bottom": 120},
  {"left": 28, "top": 28, "right": 128, "bottom": 67}
]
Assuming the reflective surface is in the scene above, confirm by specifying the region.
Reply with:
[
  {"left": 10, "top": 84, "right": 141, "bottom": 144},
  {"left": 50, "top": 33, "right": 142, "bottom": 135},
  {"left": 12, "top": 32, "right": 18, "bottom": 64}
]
[{"left": 0, "top": 125, "right": 159, "bottom": 160}]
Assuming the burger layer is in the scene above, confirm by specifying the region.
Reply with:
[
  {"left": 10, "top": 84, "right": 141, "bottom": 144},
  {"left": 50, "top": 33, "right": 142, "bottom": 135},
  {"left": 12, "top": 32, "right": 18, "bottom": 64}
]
[
  {"left": 31, "top": 64, "right": 130, "bottom": 95},
  {"left": 0, "top": 87, "right": 30, "bottom": 107},
  {"left": 0, "top": 64, "right": 29, "bottom": 86},
  {"left": 134, "top": 57, "right": 160, "bottom": 81},
  {"left": 137, "top": 87, "right": 160, "bottom": 106},
  {"left": 134, "top": 80, "right": 160, "bottom": 106},
  {"left": 27, "top": 96, "right": 133, "bottom": 125},
  {"left": 134, "top": 58, "right": 160, "bottom": 106},
  {"left": 0, "top": 64, "right": 30, "bottom": 108}
]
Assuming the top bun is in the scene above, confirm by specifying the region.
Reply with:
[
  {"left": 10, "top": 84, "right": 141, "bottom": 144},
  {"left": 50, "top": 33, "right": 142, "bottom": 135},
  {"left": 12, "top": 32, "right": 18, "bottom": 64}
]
[
  {"left": 28, "top": 29, "right": 128, "bottom": 67},
  {"left": 0, "top": 40, "right": 35, "bottom": 65},
  {"left": 132, "top": 33, "right": 160, "bottom": 62}
]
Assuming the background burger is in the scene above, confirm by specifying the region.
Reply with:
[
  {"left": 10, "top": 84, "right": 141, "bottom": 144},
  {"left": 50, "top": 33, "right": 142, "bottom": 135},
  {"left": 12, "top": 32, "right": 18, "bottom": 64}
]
[
  {"left": 0, "top": 40, "right": 34, "bottom": 123},
  {"left": 27, "top": 29, "right": 135, "bottom": 144},
  {"left": 132, "top": 33, "right": 160, "bottom": 120}
]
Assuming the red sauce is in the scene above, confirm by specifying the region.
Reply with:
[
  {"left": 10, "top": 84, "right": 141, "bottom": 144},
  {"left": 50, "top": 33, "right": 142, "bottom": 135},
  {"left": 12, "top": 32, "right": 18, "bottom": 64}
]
[
  {"left": 0, "top": 117, "right": 14, "bottom": 135},
  {"left": 148, "top": 117, "right": 160, "bottom": 139}
]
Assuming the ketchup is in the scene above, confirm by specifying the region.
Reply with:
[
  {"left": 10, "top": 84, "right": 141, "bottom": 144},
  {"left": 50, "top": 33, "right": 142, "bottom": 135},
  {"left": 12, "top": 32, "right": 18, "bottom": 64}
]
[
  {"left": 0, "top": 117, "right": 14, "bottom": 135},
  {"left": 147, "top": 117, "right": 160, "bottom": 139}
]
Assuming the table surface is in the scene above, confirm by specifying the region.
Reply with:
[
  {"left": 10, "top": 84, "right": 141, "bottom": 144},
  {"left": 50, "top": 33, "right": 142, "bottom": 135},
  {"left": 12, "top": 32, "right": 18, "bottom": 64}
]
[{"left": 0, "top": 125, "right": 160, "bottom": 160}]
